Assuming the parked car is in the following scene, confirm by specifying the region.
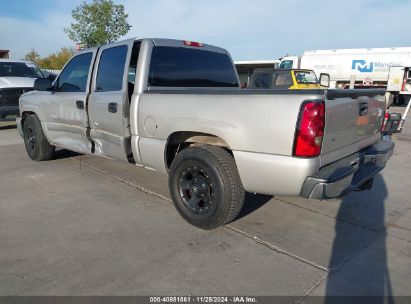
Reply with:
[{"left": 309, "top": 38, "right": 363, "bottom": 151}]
[
  {"left": 17, "top": 38, "right": 393, "bottom": 229},
  {"left": 0, "top": 60, "right": 45, "bottom": 121},
  {"left": 248, "top": 68, "right": 328, "bottom": 89}
]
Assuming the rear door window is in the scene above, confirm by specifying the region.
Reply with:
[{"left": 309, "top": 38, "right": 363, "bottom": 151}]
[
  {"left": 148, "top": 46, "right": 238, "bottom": 87},
  {"left": 96, "top": 45, "right": 128, "bottom": 91}
]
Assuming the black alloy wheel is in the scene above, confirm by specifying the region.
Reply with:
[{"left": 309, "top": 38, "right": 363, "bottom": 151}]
[
  {"left": 179, "top": 164, "right": 216, "bottom": 216},
  {"left": 169, "top": 144, "right": 245, "bottom": 229},
  {"left": 23, "top": 114, "right": 55, "bottom": 161}
]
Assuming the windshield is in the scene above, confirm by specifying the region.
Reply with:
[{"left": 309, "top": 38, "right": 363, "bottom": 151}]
[
  {"left": 279, "top": 60, "right": 294, "bottom": 69},
  {"left": 0, "top": 62, "right": 44, "bottom": 78},
  {"left": 293, "top": 70, "right": 318, "bottom": 84}
]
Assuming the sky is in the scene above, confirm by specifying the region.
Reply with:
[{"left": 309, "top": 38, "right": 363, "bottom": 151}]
[{"left": 0, "top": 0, "right": 410, "bottom": 61}]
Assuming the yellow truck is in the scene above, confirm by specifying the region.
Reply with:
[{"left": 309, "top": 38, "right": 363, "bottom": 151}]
[{"left": 248, "top": 68, "right": 329, "bottom": 89}]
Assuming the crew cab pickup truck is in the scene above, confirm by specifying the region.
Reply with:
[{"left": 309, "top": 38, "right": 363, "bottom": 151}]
[
  {"left": 0, "top": 59, "right": 45, "bottom": 120},
  {"left": 17, "top": 38, "right": 394, "bottom": 229}
]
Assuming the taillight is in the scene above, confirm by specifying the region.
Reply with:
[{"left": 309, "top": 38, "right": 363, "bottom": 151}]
[
  {"left": 382, "top": 112, "right": 390, "bottom": 132},
  {"left": 183, "top": 41, "right": 203, "bottom": 47},
  {"left": 293, "top": 101, "right": 325, "bottom": 157},
  {"left": 402, "top": 77, "right": 407, "bottom": 91}
]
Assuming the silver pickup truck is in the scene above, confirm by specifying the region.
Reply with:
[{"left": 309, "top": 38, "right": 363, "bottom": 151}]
[{"left": 17, "top": 38, "right": 394, "bottom": 229}]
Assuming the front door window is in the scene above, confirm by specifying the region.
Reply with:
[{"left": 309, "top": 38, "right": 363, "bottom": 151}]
[{"left": 56, "top": 53, "right": 93, "bottom": 92}]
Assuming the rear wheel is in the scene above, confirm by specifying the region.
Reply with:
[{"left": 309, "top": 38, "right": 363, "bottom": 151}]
[
  {"left": 23, "top": 114, "right": 55, "bottom": 161},
  {"left": 169, "top": 144, "right": 244, "bottom": 229}
]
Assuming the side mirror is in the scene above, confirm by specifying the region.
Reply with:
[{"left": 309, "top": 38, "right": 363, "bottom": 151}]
[
  {"left": 47, "top": 74, "right": 57, "bottom": 82},
  {"left": 319, "top": 73, "right": 330, "bottom": 88},
  {"left": 34, "top": 78, "right": 53, "bottom": 91}
]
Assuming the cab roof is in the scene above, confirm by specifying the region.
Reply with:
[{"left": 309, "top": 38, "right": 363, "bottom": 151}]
[{"left": 76, "top": 38, "right": 229, "bottom": 55}]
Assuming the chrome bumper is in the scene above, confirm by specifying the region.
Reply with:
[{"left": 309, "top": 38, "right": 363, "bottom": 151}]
[{"left": 300, "top": 140, "right": 394, "bottom": 199}]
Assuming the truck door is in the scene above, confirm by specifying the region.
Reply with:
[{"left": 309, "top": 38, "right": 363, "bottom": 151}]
[
  {"left": 387, "top": 66, "right": 405, "bottom": 92},
  {"left": 88, "top": 39, "right": 136, "bottom": 162},
  {"left": 46, "top": 50, "right": 97, "bottom": 153}
]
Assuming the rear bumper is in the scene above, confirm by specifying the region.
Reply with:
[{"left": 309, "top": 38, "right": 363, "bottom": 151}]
[
  {"left": 300, "top": 140, "right": 394, "bottom": 199},
  {"left": 0, "top": 106, "right": 19, "bottom": 121}
]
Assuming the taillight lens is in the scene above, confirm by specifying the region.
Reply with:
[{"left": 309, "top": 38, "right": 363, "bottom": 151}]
[
  {"left": 382, "top": 112, "right": 390, "bottom": 132},
  {"left": 293, "top": 101, "right": 325, "bottom": 157}
]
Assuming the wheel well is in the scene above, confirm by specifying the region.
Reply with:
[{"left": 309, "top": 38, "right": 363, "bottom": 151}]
[
  {"left": 20, "top": 111, "right": 36, "bottom": 127},
  {"left": 165, "top": 132, "right": 230, "bottom": 169}
]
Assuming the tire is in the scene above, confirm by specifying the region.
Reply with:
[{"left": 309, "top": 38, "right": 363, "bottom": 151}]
[
  {"left": 23, "top": 114, "right": 55, "bottom": 161},
  {"left": 392, "top": 94, "right": 406, "bottom": 107},
  {"left": 398, "top": 95, "right": 406, "bottom": 106},
  {"left": 168, "top": 144, "right": 245, "bottom": 229}
]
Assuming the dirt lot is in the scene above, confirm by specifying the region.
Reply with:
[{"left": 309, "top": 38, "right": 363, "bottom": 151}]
[{"left": 0, "top": 108, "right": 410, "bottom": 300}]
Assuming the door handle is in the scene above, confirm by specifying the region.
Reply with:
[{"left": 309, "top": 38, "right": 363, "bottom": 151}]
[
  {"left": 359, "top": 102, "right": 368, "bottom": 116},
  {"left": 108, "top": 102, "right": 118, "bottom": 113},
  {"left": 76, "top": 100, "right": 84, "bottom": 110}
]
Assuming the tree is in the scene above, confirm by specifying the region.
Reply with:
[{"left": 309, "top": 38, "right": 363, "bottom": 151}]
[
  {"left": 24, "top": 48, "right": 75, "bottom": 70},
  {"left": 24, "top": 49, "right": 40, "bottom": 63},
  {"left": 64, "top": 0, "right": 131, "bottom": 47},
  {"left": 38, "top": 48, "right": 74, "bottom": 70}
]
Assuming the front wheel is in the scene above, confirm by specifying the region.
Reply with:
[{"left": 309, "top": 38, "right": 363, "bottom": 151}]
[
  {"left": 23, "top": 114, "right": 55, "bottom": 161},
  {"left": 168, "top": 144, "right": 245, "bottom": 229}
]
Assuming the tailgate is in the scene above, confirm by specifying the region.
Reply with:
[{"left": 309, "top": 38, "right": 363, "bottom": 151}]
[{"left": 320, "top": 89, "right": 386, "bottom": 166}]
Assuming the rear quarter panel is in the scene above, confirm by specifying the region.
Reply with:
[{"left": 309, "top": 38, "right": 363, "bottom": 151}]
[{"left": 135, "top": 90, "right": 324, "bottom": 170}]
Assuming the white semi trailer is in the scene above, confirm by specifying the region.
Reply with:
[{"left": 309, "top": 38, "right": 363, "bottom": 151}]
[{"left": 279, "top": 47, "right": 411, "bottom": 105}]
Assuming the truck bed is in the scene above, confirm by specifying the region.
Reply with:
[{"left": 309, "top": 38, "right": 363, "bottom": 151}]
[{"left": 143, "top": 88, "right": 386, "bottom": 165}]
